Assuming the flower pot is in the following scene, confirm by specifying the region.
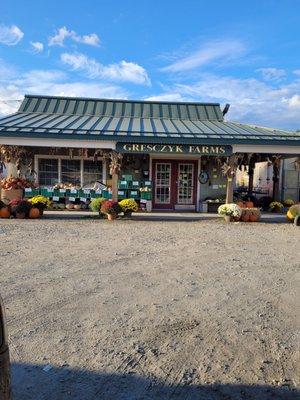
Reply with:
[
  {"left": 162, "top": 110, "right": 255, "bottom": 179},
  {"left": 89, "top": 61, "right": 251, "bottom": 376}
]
[
  {"left": 224, "top": 215, "right": 231, "bottom": 223},
  {"left": 16, "top": 212, "right": 25, "bottom": 219},
  {"left": 107, "top": 213, "right": 116, "bottom": 221}
]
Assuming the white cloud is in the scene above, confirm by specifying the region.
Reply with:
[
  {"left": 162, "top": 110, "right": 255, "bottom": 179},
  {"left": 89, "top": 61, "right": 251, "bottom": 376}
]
[
  {"left": 257, "top": 67, "right": 286, "bottom": 81},
  {"left": 0, "top": 24, "right": 24, "bottom": 46},
  {"left": 61, "top": 52, "right": 151, "bottom": 85},
  {"left": 48, "top": 26, "right": 100, "bottom": 47},
  {"left": 147, "top": 74, "right": 300, "bottom": 130},
  {"left": 145, "top": 93, "right": 185, "bottom": 102},
  {"left": 283, "top": 94, "right": 300, "bottom": 108},
  {"left": 30, "top": 41, "right": 44, "bottom": 53},
  {"left": 293, "top": 69, "right": 300, "bottom": 77},
  {"left": 0, "top": 62, "right": 128, "bottom": 117},
  {"left": 161, "top": 39, "right": 246, "bottom": 72}
]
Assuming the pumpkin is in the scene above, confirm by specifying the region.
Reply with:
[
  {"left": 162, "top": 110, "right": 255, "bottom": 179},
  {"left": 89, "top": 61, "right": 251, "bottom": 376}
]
[
  {"left": 0, "top": 206, "right": 10, "bottom": 218},
  {"left": 74, "top": 204, "right": 81, "bottom": 210},
  {"left": 249, "top": 213, "right": 259, "bottom": 222},
  {"left": 241, "top": 210, "right": 250, "bottom": 222},
  {"left": 287, "top": 204, "right": 300, "bottom": 221},
  {"left": 29, "top": 207, "right": 40, "bottom": 219},
  {"left": 237, "top": 201, "right": 245, "bottom": 208},
  {"left": 245, "top": 201, "right": 254, "bottom": 208}
]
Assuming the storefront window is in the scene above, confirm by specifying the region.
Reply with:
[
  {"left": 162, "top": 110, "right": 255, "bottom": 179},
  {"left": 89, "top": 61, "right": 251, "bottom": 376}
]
[
  {"left": 61, "top": 159, "right": 81, "bottom": 185},
  {"left": 83, "top": 160, "right": 103, "bottom": 186},
  {"left": 38, "top": 159, "right": 59, "bottom": 186}
]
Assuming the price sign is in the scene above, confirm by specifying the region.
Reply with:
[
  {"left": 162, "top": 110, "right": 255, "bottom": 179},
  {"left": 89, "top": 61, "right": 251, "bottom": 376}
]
[{"left": 52, "top": 196, "right": 59, "bottom": 201}]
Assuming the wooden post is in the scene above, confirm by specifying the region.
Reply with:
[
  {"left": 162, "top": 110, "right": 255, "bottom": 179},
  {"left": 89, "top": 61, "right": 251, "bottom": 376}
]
[
  {"left": 111, "top": 172, "right": 118, "bottom": 202},
  {"left": 226, "top": 177, "right": 234, "bottom": 203},
  {"left": 224, "top": 154, "right": 240, "bottom": 204},
  {"left": 248, "top": 166, "right": 254, "bottom": 195},
  {"left": 272, "top": 156, "right": 281, "bottom": 201}
]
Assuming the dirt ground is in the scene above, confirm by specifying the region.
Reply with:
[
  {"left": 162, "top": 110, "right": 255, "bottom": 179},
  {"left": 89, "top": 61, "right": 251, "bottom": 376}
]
[{"left": 1, "top": 214, "right": 299, "bottom": 399}]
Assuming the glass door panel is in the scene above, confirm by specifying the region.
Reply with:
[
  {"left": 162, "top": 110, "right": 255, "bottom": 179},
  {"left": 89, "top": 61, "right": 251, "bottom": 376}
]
[
  {"left": 177, "top": 163, "right": 194, "bottom": 204},
  {"left": 155, "top": 163, "right": 171, "bottom": 204}
]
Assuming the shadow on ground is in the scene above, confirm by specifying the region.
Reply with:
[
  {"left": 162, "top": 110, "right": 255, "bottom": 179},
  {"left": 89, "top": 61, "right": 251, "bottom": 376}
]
[{"left": 12, "top": 363, "right": 298, "bottom": 400}]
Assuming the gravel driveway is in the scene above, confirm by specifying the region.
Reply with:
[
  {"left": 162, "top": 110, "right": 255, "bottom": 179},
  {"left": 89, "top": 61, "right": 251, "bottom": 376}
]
[{"left": 0, "top": 214, "right": 299, "bottom": 399}]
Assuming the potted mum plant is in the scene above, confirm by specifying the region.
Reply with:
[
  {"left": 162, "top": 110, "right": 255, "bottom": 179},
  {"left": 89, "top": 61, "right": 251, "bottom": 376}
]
[
  {"left": 89, "top": 197, "right": 106, "bottom": 218},
  {"left": 218, "top": 203, "right": 242, "bottom": 223},
  {"left": 269, "top": 201, "right": 284, "bottom": 213},
  {"left": 28, "top": 195, "right": 51, "bottom": 216},
  {"left": 14, "top": 199, "right": 32, "bottom": 219},
  {"left": 100, "top": 200, "right": 122, "bottom": 221},
  {"left": 119, "top": 198, "right": 138, "bottom": 218}
]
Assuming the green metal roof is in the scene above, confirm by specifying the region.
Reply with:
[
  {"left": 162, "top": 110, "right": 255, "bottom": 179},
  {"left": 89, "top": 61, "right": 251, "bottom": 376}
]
[{"left": 0, "top": 94, "right": 299, "bottom": 147}]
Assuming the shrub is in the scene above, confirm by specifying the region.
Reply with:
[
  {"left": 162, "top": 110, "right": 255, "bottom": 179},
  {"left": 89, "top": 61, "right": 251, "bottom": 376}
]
[
  {"left": 28, "top": 195, "right": 51, "bottom": 210},
  {"left": 15, "top": 199, "right": 32, "bottom": 217},
  {"left": 269, "top": 201, "right": 284, "bottom": 212},
  {"left": 101, "top": 200, "right": 122, "bottom": 216},
  {"left": 218, "top": 203, "right": 242, "bottom": 218},
  {"left": 283, "top": 198, "right": 295, "bottom": 207},
  {"left": 119, "top": 198, "right": 138, "bottom": 212},
  {"left": 89, "top": 197, "right": 105, "bottom": 212}
]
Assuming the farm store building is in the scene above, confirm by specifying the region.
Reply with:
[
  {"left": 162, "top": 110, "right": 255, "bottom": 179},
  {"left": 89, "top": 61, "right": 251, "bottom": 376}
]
[{"left": 0, "top": 94, "right": 299, "bottom": 211}]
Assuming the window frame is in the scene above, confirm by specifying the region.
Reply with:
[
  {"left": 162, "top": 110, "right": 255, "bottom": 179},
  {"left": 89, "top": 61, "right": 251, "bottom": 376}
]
[{"left": 35, "top": 154, "right": 106, "bottom": 187}]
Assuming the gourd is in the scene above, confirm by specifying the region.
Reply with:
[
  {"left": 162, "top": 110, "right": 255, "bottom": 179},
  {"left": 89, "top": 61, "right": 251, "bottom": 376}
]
[
  {"left": 236, "top": 201, "right": 245, "bottom": 208},
  {"left": 0, "top": 206, "right": 10, "bottom": 218},
  {"left": 29, "top": 207, "right": 40, "bottom": 219},
  {"left": 287, "top": 204, "right": 300, "bottom": 221}
]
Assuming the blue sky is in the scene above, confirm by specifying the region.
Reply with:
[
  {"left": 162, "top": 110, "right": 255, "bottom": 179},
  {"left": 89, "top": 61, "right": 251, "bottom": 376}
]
[{"left": 1, "top": 0, "right": 300, "bottom": 129}]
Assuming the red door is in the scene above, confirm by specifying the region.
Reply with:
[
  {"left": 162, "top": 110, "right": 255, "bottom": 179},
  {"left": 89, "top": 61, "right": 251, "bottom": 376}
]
[{"left": 152, "top": 160, "right": 198, "bottom": 210}]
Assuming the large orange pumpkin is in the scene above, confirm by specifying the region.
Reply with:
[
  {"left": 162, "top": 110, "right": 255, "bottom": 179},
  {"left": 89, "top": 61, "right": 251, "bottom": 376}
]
[
  {"left": 29, "top": 207, "right": 40, "bottom": 219},
  {"left": 245, "top": 201, "right": 254, "bottom": 208},
  {"left": 0, "top": 206, "right": 10, "bottom": 218}
]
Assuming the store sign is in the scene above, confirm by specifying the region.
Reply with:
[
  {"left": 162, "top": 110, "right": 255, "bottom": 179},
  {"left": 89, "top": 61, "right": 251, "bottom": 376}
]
[{"left": 116, "top": 143, "right": 232, "bottom": 156}]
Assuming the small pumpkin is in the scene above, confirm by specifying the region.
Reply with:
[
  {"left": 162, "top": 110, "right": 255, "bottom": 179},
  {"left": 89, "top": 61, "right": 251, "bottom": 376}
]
[
  {"left": 74, "top": 204, "right": 81, "bottom": 210},
  {"left": 245, "top": 201, "right": 254, "bottom": 208},
  {"left": 0, "top": 206, "right": 10, "bottom": 218},
  {"left": 29, "top": 207, "right": 40, "bottom": 219},
  {"left": 236, "top": 201, "right": 245, "bottom": 209}
]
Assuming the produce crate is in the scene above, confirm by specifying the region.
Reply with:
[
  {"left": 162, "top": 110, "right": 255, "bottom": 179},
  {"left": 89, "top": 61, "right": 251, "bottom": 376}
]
[
  {"left": 143, "top": 180, "right": 152, "bottom": 188},
  {"left": 40, "top": 188, "right": 54, "bottom": 198},
  {"left": 24, "top": 188, "right": 40, "bottom": 197},
  {"left": 117, "top": 190, "right": 127, "bottom": 199},
  {"left": 92, "top": 190, "right": 103, "bottom": 198},
  {"left": 118, "top": 180, "right": 129, "bottom": 189},
  {"left": 102, "top": 190, "right": 112, "bottom": 199},
  {"left": 67, "top": 188, "right": 78, "bottom": 197},
  {"left": 131, "top": 180, "right": 140, "bottom": 189},
  {"left": 141, "top": 191, "right": 152, "bottom": 200},
  {"left": 78, "top": 189, "right": 91, "bottom": 199},
  {"left": 121, "top": 174, "right": 132, "bottom": 181},
  {"left": 53, "top": 188, "right": 67, "bottom": 197},
  {"left": 128, "top": 190, "right": 139, "bottom": 199}
]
